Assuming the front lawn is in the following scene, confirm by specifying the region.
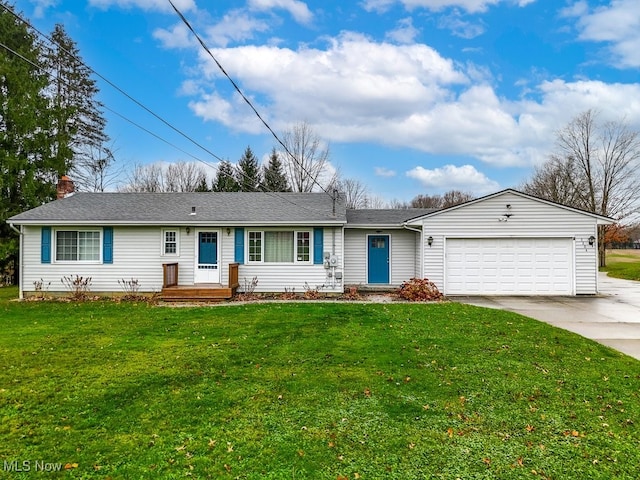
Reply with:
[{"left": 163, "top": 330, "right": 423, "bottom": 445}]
[
  {"left": 0, "top": 295, "right": 638, "bottom": 479},
  {"left": 602, "top": 249, "right": 640, "bottom": 281}
]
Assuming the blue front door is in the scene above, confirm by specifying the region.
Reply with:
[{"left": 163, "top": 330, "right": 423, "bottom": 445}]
[{"left": 368, "top": 235, "right": 390, "bottom": 284}]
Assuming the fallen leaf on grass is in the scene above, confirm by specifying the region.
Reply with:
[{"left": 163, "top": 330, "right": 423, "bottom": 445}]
[{"left": 64, "top": 463, "right": 78, "bottom": 470}]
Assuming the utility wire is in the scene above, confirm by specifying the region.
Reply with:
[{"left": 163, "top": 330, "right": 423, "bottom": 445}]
[
  {"left": 0, "top": 2, "right": 225, "bottom": 165},
  {"left": 167, "top": 0, "right": 335, "bottom": 198},
  {"left": 1, "top": 3, "right": 339, "bottom": 217},
  {"left": 0, "top": 39, "right": 214, "bottom": 167}
]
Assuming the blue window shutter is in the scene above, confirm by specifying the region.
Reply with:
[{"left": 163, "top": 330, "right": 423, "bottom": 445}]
[
  {"left": 41, "top": 227, "right": 51, "bottom": 264},
  {"left": 234, "top": 228, "right": 245, "bottom": 263},
  {"left": 313, "top": 228, "right": 324, "bottom": 265},
  {"left": 103, "top": 227, "right": 113, "bottom": 264}
]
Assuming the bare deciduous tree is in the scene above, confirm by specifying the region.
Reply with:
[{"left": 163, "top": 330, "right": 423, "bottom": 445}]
[
  {"left": 120, "top": 161, "right": 208, "bottom": 192},
  {"left": 71, "top": 142, "right": 122, "bottom": 192},
  {"left": 410, "top": 190, "right": 474, "bottom": 209},
  {"left": 280, "top": 121, "right": 336, "bottom": 192},
  {"left": 165, "top": 162, "right": 208, "bottom": 192},
  {"left": 522, "top": 110, "right": 640, "bottom": 266},
  {"left": 337, "top": 178, "right": 369, "bottom": 209}
]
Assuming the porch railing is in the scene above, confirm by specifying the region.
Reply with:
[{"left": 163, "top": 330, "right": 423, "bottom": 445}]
[
  {"left": 229, "top": 263, "right": 239, "bottom": 288},
  {"left": 162, "top": 262, "right": 179, "bottom": 288}
]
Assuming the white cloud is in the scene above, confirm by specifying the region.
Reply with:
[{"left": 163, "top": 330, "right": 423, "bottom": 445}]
[
  {"left": 205, "top": 10, "right": 271, "bottom": 47},
  {"left": 30, "top": 0, "right": 59, "bottom": 18},
  {"left": 375, "top": 167, "right": 397, "bottom": 177},
  {"left": 438, "top": 10, "right": 485, "bottom": 38},
  {"left": 89, "top": 0, "right": 196, "bottom": 12},
  {"left": 569, "top": 0, "right": 640, "bottom": 68},
  {"left": 386, "top": 17, "right": 420, "bottom": 44},
  {"left": 180, "top": 27, "right": 640, "bottom": 169},
  {"left": 153, "top": 22, "right": 193, "bottom": 49},
  {"left": 406, "top": 164, "right": 500, "bottom": 193},
  {"left": 248, "top": 0, "right": 313, "bottom": 24},
  {"left": 361, "top": 0, "right": 528, "bottom": 14}
]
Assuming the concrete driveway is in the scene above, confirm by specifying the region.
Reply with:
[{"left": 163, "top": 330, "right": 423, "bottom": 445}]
[{"left": 454, "top": 273, "right": 640, "bottom": 360}]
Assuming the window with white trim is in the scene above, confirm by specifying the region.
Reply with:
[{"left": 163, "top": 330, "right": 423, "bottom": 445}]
[
  {"left": 55, "top": 230, "right": 101, "bottom": 262},
  {"left": 248, "top": 230, "right": 312, "bottom": 263},
  {"left": 162, "top": 229, "right": 179, "bottom": 256}
]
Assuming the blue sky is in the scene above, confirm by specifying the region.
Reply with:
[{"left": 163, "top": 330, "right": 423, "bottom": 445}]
[{"left": 13, "top": 0, "right": 640, "bottom": 202}]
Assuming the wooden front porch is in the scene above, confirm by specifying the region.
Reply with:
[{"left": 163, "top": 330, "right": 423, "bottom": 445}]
[{"left": 161, "top": 262, "right": 240, "bottom": 302}]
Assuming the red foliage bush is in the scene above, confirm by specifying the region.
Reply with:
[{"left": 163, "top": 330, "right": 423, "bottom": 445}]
[{"left": 397, "top": 278, "right": 443, "bottom": 301}]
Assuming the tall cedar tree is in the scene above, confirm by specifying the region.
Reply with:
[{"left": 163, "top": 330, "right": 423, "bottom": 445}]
[
  {"left": 212, "top": 160, "right": 239, "bottom": 192},
  {"left": 236, "top": 146, "right": 261, "bottom": 192},
  {"left": 44, "top": 24, "right": 110, "bottom": 190},
  {"left": 261, "top": 148, "right": 291, "bottom": 192},
  {"left": 0, "top": 2, "right": 63, "bottom": 280}
]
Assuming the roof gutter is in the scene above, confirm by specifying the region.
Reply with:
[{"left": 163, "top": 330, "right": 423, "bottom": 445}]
[{"left": 402, "top": 223, "right": 422, "bottom": 233}]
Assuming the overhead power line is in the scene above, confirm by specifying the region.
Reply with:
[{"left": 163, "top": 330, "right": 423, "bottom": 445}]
[
  {"left": 167, "top": 0, "right": 335, "bottom": 199},
  {"left": 0, "top": 2, "right": 225, "bottom": 166},
  {"left": 0, "top": 3, "right": 340, "bottom": 216}
]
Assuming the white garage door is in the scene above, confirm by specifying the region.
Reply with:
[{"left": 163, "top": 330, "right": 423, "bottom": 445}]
[{"left": 445, "top": 238, "right": 574, "bottom": 295}]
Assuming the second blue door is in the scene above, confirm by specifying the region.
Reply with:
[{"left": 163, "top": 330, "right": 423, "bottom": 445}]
[{"left": 368, "top": 235, "right": 389, "bottom": 284}]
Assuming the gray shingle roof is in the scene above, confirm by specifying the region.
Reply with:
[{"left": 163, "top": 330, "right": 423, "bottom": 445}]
[
  {"left": 8, "top": 192, "right": 347, "bottom": 225},
  {"left": 346, "top": 208, "right": 436, "bottom": 226}
]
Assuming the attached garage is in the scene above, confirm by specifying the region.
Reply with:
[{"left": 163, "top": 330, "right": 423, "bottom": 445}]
[
  {"left": 445, "top": 237, "right": 574, "bottom": 295},
  {"left": 408, "top": 189, "right": 615, "bottom": 296}
]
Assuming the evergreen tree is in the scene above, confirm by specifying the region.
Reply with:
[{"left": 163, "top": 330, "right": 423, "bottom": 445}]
[
  {"left": 235, "top": 146, "right": 261, "bottom": 192},
  {"left": 261, "top": 148, "right": 291, "bottom": 192},
  {"left": 44, "top": 24, "right": 109, "bottom": 189},
  {"left": 195, "top": 176, "right": 210, "bottom": 192},
  {"left": 0, "top": 1, "right": 63, "bottom": 280},
  {"left": 212, "top": 160, "right": 239, "bottom": 192}
]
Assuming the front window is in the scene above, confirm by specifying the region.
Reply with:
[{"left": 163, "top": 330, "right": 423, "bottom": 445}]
[
  {"left": 296, "top": 231, "right": 310, "bottom": 262},
  {"left": 55, "top": 230, "right": 100, "bottom": 262},
  {"left": 249, "top": 231, "right": 262, "bottom": 262},
  {"left": 162, "top": 229, "right": 179, "bottom": 256},
  {"left": 248, "top": 230, "right": 311, "bottom": 263}
]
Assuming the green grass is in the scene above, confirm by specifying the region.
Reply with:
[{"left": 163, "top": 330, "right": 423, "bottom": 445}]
[
  {"left": 602, "top": 249, "right": 640, "bottom": 281},
  {"left": 0, "top": 294, "right": 638, "bottom": 479}
]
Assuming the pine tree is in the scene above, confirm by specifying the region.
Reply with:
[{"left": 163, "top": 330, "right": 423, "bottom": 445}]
[
  {"left": 212, "top": 161, "right": 239, "bottom": 192},
  {"left": 0, "top": 1, "right": 63, "bottom": 280},
  {"left": 261, "top": 148, "right": 291, "bottom": 192},
  {"left": 235, "top": 146, "right": 261, "bottom": 192},
  {"left": 44, "top": 24, "right": 110, "bottom": 190}
]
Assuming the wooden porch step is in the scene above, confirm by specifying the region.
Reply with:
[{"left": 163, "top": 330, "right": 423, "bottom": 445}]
[{"left": 161, "top": 284, "right": 238, "bottom": 302}]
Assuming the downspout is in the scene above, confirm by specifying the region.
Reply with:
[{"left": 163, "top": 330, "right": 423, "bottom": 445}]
[
  {"left": 402, "top": 223, "right": 424, "bottom": 279},
  {"left": 8, "top": 223, "right": 23, "bottom": 300}
]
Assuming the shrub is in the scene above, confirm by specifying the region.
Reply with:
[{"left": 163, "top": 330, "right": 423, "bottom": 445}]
[
  {"left": 61, "top": 275, "right": 92, "bottom": 301},
  {"left": 397, "top": 278, "right": 443, "bottom": 301}
]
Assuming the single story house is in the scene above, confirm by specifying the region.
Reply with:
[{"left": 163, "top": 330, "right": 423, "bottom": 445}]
[{"left": 7, "top": 180, "right": 614, "bottom": 299}]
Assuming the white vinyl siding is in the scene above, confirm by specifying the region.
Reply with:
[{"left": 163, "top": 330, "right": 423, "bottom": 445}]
[
  {"left": 23, "top": 226, "right": 194, "bottom": 293},
  {"left": 417, "top": 192, "right": 601, "bottom": 295},
  {"left": 22, "top": 225, "right": 343, "bottom": 294},
  {"left": 344, "top": 229, "right": 419, "bottom": 285},
  {"left": 236, "top": 227, "right": 343, "bottom": 293}
]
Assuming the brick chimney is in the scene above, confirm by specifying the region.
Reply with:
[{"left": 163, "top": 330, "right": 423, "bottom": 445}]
[{"left": 56, "top": 175, "right": 75, "bottom": 199}]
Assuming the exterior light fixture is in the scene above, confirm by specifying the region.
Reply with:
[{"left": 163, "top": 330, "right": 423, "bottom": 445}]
[
  {"left": 588, "top": 235, "right": 595, "bottom": 246},
  {"left": 427, "top": 236, "right": 433, "bottom": 247},
  {"left": 226, "top": 228, "right": 231, "bottom": 236},
  {"left": 186, "top": 227, "right": 190, "bottom": 235}
]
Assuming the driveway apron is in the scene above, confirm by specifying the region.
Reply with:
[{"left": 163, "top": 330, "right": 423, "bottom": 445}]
[{"left": 454, "top": 273, "right": 640, "bottom": 361}]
